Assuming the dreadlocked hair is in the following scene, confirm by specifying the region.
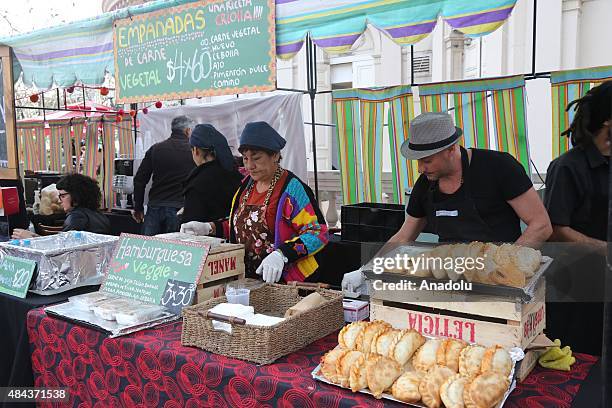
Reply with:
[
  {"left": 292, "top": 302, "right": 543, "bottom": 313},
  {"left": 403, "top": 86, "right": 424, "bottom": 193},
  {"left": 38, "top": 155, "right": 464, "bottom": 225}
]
[{"left": 561, "top": 80, "right": 612, "bottom": 147}]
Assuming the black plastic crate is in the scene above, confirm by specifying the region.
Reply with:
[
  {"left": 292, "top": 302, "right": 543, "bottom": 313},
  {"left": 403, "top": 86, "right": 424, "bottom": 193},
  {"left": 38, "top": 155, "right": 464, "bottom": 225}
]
[{"left": 341, "top": 202, "right": 405, "bottom": 242}]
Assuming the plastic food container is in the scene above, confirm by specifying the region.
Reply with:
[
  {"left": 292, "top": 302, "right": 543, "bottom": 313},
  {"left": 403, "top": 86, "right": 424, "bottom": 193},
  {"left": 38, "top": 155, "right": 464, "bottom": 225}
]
[
  {"left": 68, "top": 292, "right": 121, "bottom": 311},
  {"left": 115, "top": 304, "right": 167, "bottom": 326}
]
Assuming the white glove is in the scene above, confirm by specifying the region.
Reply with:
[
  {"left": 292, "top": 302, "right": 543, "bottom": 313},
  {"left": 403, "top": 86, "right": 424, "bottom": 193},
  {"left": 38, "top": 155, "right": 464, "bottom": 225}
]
[
  {"left": 256, "top": 250, "right": 287, "bottom": 283},
  {"left": 342, "top": 268, "right": 365, "bottom": 298},
  {"left": 180, "top": 221, "right": 212, "bottom": 236}
]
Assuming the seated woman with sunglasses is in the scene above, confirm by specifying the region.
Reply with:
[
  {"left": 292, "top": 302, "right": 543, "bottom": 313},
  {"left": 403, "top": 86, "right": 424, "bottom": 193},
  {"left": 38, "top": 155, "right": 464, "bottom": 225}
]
[{"left": 12, "top": 173, "right": 110, "bottom": 238}]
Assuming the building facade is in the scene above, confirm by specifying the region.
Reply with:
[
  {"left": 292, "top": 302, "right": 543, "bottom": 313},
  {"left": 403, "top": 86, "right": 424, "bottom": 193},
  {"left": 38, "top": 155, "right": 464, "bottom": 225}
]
[{"left": 276, "top": 0, "right": 612, "bottom": 177}]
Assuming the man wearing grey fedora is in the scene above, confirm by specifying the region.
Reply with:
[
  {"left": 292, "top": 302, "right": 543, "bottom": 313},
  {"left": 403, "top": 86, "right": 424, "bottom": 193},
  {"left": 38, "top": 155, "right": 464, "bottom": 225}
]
[{"left": 342, "top": 112, "right": 552, "bottom": 295}]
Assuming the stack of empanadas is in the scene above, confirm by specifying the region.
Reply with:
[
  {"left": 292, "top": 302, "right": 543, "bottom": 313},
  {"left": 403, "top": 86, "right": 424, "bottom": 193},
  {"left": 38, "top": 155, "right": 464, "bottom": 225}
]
[
  {"left": 319, "top": 321, "right": 513, "bottom": 407},
  {"left": 384, "top": 241, "right": 542, "bottom": 288},
  {"left": 322, "top": 351, "right": 402, "bottom": 399},
  {"left": 338, "top": 321, "right": 425, "bottom": 365}
]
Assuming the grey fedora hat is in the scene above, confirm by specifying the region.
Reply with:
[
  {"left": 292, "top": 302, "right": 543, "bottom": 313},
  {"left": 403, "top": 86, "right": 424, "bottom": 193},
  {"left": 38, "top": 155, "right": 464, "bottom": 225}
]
[{"left": 400, "top": 112, "right": 463, "bottom": 160}]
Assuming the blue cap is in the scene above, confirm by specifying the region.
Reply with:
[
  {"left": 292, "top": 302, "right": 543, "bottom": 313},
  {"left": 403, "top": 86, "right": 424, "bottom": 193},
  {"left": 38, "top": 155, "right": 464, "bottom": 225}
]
[
  {"left": 239, "top": 122, "right": 286, "bottom": 152},
  {"left": 190, "top": 124, "right": 235, "bottom": 172}
]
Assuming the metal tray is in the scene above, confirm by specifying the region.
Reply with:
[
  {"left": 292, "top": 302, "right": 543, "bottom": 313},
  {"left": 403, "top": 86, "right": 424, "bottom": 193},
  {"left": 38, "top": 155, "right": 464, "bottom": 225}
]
[
  {"left": 363, "top": 244, "right": 553, "bottom": 302},
  {"left": 45, "top": 301, "right": 178, "bottom": 338},
  {"left": 311, "top": 340, "right": 522, "bottom": 407}
]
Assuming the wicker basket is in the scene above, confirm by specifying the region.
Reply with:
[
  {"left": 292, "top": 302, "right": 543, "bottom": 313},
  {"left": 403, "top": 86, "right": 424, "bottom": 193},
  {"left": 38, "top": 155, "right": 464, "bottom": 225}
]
[{"left": 181, "top": 282, "right": 344, "bottom": 365}]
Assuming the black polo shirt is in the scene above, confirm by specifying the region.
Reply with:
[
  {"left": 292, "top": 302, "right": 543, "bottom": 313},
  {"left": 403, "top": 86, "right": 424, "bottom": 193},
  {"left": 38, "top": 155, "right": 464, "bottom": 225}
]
[
  {"left": 544, "top": 143, "right": 609, "bottom": 241},
  {"left": 407, "top": 148, "right": 533, "bottom": 242}
]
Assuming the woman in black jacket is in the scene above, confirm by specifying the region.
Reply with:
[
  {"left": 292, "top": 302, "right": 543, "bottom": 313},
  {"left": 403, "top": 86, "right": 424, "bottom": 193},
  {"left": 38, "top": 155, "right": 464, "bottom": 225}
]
[
  {"left": 12, "top": 173, "right": 110, "bottom": 237},
  {"left": 180, "top": 124, "right": 242, "bottom": 233}
]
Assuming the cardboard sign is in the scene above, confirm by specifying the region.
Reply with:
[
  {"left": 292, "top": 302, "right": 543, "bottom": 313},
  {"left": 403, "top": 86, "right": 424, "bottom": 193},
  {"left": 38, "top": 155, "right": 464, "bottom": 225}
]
[
  {"left": 0, "top": 255, "right": 36, "bottom": 298},
  {"left": 113, "top": 0, "right": 275, "bottom": 103},
  {"left": 101, "top": 234, "right": 209, "bottom": 312}
]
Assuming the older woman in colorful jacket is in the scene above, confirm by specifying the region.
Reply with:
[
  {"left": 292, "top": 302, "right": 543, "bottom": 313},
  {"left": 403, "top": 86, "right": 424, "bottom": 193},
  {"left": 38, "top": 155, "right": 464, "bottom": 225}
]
[{"left": 180, "top": 121, "right": 329, "bottom": 284}]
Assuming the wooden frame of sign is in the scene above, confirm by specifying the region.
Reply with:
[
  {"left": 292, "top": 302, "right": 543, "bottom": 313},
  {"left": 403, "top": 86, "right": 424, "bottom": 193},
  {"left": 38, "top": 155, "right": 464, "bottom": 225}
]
[{"left": 0, "top": 46, "right": 19, "bottom": 179}]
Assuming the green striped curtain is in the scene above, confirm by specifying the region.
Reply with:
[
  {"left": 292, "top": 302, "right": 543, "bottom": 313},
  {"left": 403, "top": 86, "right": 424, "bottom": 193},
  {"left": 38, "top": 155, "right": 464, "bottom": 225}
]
[
  {"left": 551, "top": 66, "right": 612, "bottom": 158},
  {"left": 17, "top": 127, "right": 32, "bottom": 171},
  {"left": 72, "top": 120, "right": 86, "bottom": 174},
  {"left": 118, "top": 119, "right": 134, "bottom": 157},
  {"left": 491, "top": 86, "right": 530, "bottom": 172},
  {"left": 83, "top": 121, "right": 101, "bottom": 179},
  {"left": 102, "top": 121, "right": 116, "bottom": 209},
  {"left": 418, "top": 76, "right": 530, "bottom": 172},
  {"left": 388, "top": 89, "right": 416, "bottom": 203},
  {"left": 333, "top": 86, "right": 416, "bottom": 205},
  {"left": 35, "top": 126, "right": 46, "bottom": 171},
  {"left": 360, "top": 100, "right": 385, "bottom": 202},
  {"left": 332, "top": 95, "right": 364, "bottom": 204},
  {"left": 452, "top": 91, "right": 490, "bottom": 149},
  {"left": 421, "top": 91, "right": 491, "bottom": 149},
  {"left": 48, "top": 125, "right": 63, "bottom": 172},
  {"left": 419, "top": 94, "right": 448, "bottom": 113},
  {"left": 58, "top": 124, "right": 74, "bottom": 172},
  {"left": 19, "top": 124, "right": 46, "bottom": 171}
]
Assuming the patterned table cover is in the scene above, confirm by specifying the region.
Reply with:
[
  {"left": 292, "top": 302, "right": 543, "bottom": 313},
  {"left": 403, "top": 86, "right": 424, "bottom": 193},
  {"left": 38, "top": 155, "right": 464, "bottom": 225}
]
[{"left": 27, "top": 308, "right": 598, "bottom": 407}]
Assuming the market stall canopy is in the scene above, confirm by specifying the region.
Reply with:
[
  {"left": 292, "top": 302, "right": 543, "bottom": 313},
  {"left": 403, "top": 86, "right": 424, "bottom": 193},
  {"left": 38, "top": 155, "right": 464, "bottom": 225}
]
[
  {"left": 18, "top": 102, "right": 114, "bottom": 125},
  {"left": 0, "top": 0, "right": 517, "bottom": 88},
  {"left": 0, "top": 0, "right": 193, "bottom": 88},
  {"left": 276, "top": 0, "right": 518, "bottom": 59}
]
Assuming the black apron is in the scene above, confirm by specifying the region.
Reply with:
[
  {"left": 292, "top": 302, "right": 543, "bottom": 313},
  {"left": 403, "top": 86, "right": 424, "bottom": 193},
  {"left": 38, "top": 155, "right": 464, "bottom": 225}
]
[{"left": 425, "top": 147, "right": 496, "bottom": 243}]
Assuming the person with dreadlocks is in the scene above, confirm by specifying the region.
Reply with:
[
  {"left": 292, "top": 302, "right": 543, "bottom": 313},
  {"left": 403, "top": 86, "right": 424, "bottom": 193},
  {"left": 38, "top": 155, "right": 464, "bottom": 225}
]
[{"left": 544, "top": 80, "right": 611, "bottom": 355}]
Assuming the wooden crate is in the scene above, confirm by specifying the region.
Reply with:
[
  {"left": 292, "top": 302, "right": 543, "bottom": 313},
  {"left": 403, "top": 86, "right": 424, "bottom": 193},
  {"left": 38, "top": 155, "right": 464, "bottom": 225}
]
[
  {"left": 195, "top": 274, "right": 245, "bottom": 304},
  {"left": 516, "top": 345, "right": 545, "bottom": 382},
  {"left": 199, "top": 243, "right": 245, "bottom": 284},
  {"left": 369, "top": 280, "right": 545, "bottom": 350}
]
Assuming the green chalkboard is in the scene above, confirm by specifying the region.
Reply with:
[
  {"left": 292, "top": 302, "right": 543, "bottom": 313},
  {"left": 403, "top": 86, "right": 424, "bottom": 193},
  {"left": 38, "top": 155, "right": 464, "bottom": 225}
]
[
  {"left": 114, "top": 0, "right": 276, "bottom": 103},
  {"left": 0, "top": 255, "right": 37, "bottom": 298},
  {"left": 101, "top": 234, "right": 209, "bottom": 309}
]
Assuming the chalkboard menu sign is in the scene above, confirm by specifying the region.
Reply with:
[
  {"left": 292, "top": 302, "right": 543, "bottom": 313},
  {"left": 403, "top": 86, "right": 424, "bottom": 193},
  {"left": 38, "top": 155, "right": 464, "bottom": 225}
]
[
  {"left": 101, "top": 234, "right": 209, "bottom": 312},
  {"left": 0, "top": 255, "right": 36, "bottom": 298},
  {"left": 113, "top": 0, "right": 276, "bottom": 103}
]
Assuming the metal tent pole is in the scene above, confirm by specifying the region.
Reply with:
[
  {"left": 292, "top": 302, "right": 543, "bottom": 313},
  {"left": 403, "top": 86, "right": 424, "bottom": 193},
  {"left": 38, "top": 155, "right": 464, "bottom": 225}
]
[
  {"left": 531, "top": 0, "right": 538, "bottom": 76},
  {"left": 410, "top": 45, "right": 415, "bottom": 86},
  {"left": 306, "top": 34, "right": 320, "bottom": 203},
  {"left": 603, "top": 116, "right": 612, "bottom": 405}
]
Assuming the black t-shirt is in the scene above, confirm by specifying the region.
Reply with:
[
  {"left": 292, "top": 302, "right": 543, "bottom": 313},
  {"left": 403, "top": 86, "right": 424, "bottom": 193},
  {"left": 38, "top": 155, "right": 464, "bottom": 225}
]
[
  {"left": 544, "top": 143, "right": 609, "bottom": 241},
  {"left": 407, "top": 148, "right": 533, "bottom": 241}
]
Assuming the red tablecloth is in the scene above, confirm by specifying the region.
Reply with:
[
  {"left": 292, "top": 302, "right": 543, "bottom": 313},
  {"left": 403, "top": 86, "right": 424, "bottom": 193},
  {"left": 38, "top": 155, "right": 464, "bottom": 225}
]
[{"left": 27, "top": 308, "right": 598, "bottom": 407}]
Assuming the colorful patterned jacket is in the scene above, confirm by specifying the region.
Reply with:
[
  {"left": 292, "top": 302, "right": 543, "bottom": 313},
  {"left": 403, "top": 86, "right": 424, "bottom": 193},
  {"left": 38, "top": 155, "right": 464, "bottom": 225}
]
[{"left": 227, "top": 170, "right": 329, "bottom": 282}]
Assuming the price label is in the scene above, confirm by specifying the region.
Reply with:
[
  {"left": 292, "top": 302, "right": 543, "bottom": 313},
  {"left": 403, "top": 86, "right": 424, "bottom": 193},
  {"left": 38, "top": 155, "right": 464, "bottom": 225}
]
[
  {"left": 160, "top": 278, "right": 196, "bottom": 315},
  {"left": 0, "top": 255, "right": 37, "bottom": 298}
]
